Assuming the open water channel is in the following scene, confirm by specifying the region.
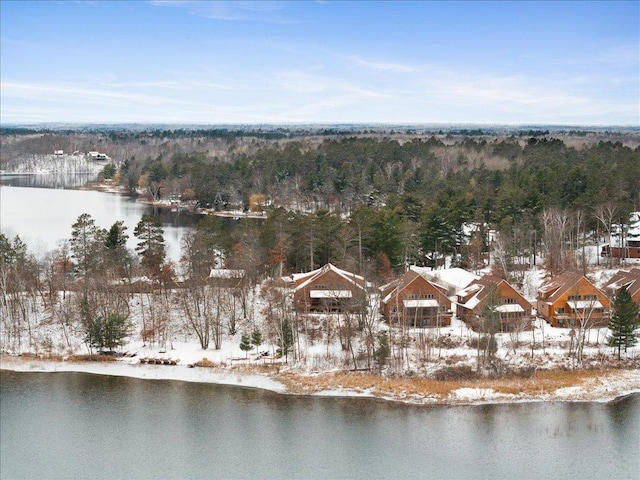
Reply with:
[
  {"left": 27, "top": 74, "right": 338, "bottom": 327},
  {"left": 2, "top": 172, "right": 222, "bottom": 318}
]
[{"left": 1, "top": 371, "right": 638, "bottom": 480}]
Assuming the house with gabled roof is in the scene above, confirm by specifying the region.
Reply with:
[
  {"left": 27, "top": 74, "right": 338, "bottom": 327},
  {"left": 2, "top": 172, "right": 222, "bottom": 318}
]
[
  {"left": 287, "top": 263, "right": 368, "bottom": 313},
  {"left": 536, "top": 272, "right": 610, "bottom": 328},
  {"left": 380, "top": 270, "right": 452, "bottom": 327},
  {"left": 603, "top": 267, "right": 640, "bottom": 308},
  {"left": 208, "top": 268, "right": 245, "bottom": 288},
  {"left": 410, "top": 266, "right": 480, "bottom": 295},
  {"left": 456, "top": 275, "right": 532, "bottom": 331}
]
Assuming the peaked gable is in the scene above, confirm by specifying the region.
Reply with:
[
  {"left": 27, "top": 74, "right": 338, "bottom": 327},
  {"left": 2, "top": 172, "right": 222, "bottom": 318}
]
[
  {"left": 381, "top": 270, "right": 447, "bottom": 305},
  {"left": 604, "top": 268, "right": 640, "bottom": 300},
  {"left": 538, "top": 272, "right": 585, "bottom": 303},
  {"left": 458, "top": 275, "right": 530, "bottom": 313},
  {"left": 293, "top": 263, "right": 366, "bottom": 293}
]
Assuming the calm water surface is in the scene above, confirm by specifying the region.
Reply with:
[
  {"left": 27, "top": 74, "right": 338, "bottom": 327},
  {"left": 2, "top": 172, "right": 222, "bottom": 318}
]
[
  {"left": 0, "top": 175, "right": 199, "bottom": 262},
  {"left": 1, "top": 371, "right": 638, "bottom": 480}
]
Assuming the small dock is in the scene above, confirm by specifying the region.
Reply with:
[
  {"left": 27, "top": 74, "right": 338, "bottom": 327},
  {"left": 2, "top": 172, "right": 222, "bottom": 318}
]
[{"left": 138, "top": 357, "right": 179, "bottom": 366}]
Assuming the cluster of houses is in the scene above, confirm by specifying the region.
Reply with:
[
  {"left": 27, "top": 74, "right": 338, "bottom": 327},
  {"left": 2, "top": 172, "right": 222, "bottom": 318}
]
[
  {"left": 600, "top": 211, "right": 640, "bottom": 259},
  {"left": 52, "top": 150, "right": 110, "bottom": 160},
  {"left": 278, "top": 263, "right": 640, "bottom": 332}
]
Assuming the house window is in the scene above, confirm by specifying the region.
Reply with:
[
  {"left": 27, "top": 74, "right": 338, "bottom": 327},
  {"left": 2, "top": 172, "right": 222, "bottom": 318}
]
[
  {"left": 405, "top": 293, "right": 435, "bottom": 300},
  {"left": 568, "top": 294, "right": 581, "bottom": 301},
  {"left": 505, "top": 298, "right": 516, "bottom": 304}
]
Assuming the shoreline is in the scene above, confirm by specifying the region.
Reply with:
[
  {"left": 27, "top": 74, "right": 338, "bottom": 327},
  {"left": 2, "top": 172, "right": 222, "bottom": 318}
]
[{"left": 2, "top": 355, "right": 638, "bottom": 407}]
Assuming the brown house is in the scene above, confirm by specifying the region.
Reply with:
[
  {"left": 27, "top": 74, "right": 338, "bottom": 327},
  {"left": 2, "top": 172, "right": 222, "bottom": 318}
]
[
  {"left": 288, "top": 263, "right": 367, "bottom": 313},
  {"left": 456, "top": 275, "right": 533, "bottom": 331},
  {"left": 603, "top": 267, "right": 640, "bottom": 308},
  {"left": 536, "top": 272, "right": 610, "bottom": 328},
  {"left": 380, "top": 270, "right": 452, "bottom": 327}
]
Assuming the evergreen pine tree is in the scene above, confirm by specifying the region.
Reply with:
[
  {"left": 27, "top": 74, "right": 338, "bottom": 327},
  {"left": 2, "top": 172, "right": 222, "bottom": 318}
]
[
  {"left": 278, "top": 319, "right": 294, "bottom": 362},
  {"left": 239, "top": 333, "right": 252, "bottom": 358},
  {"left": 70, "top": 213, "right": 105, "bottom": 279},
  {"left": 375, "top": 331, "right": 390, "bottom": 372},
  {"left": 607, "top": 285, "right": 639, "bottom": 359},
  {"left": 251, "top": 328, "right": 263, "bottom": 354},
  {"left": 134, "top": 214, "right": 166, "bottom": 277},
  {"left": 85, "top": 313, "right": 131, "bottom": 353}
]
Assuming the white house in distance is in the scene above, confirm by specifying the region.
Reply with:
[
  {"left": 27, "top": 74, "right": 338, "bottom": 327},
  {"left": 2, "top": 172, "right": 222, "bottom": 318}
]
[{"left": 88, "top": 151, "right": 109, "bottom": 161}]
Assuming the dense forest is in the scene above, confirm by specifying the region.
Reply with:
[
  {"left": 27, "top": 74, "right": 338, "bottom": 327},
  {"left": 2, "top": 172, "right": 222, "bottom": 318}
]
[{"left": 2, "top": 127, "right": 639, "bottom": 283}]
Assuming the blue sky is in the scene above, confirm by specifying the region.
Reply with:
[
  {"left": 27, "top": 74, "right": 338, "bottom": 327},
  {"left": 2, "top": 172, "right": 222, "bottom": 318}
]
[{"left": 1, "top": 1, "right": 638, "bottom": 125}]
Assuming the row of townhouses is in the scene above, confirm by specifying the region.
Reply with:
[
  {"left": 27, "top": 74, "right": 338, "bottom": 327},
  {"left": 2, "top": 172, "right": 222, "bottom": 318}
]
[{"left": 276, "top": 263, "right": 640, "bottom": 331}]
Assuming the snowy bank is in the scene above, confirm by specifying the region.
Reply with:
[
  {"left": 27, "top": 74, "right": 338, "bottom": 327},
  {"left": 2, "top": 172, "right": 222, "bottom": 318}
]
[
  {"left": 0, "top": 355, "right": 287, "bottom": 394},
  {"left": 3, "top": 355, "right": 637, "bottom": 407}
]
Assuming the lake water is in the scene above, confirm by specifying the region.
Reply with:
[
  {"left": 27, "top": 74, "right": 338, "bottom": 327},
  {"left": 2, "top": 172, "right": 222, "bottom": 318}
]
[
  {"left": 1, "top": 371, "right": 638, "bottom": 480},
  {"left": 0, "top": 174, "right": 200, "bottom": 262}
]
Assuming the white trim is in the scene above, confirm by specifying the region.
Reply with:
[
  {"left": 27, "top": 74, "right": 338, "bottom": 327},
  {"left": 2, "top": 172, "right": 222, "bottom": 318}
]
[
  {"left": 310, "top": 290, "right": 352, "bottom": 299},
  {"left": 403, "top": 299, "right": 439, "bottom": 308},
  {"left": 495, "top": 304, "right": 525, "bottom": 313},
  {"left": 568, "top": 300, "right": 603, "bottom": 310}
]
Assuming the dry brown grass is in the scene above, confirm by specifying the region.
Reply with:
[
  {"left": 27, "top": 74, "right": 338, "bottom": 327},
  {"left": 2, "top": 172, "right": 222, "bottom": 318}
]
[
  {"left": 194, "top": 358, "right": 220, "bottom": 368},
  {"left": 233, "top": 363, "right": 282, "bottom": 374},
  {"left": 193, "top": 359, "right": 281, "bottom": 374},
  {"left": 275, "top": 369, "right": 625, "bottom": 400},
  {"left": 64, "top": 354, "right": 120, "bottom": 363},
  {"left": 0, "top": 353, "right": 118, "bottom": 368}
]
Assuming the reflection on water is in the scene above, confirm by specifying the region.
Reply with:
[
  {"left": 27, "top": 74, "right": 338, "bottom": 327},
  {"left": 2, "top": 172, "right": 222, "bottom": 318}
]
[
  {"left": 1, "top": 371, "right": 638, "bottom": 480},
  {"left": 0, "top": 172, "right": 99, "bottom": 189},
  {"left": 0, "top": 181, "right": 199, "bottom": 262}
]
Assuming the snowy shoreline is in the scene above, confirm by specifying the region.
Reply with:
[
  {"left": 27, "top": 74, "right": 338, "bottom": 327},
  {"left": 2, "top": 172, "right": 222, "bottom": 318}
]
[
  {"left": 0, "top": 356, "right": 287, "bottom": 394},
  {"left": 2, "top": 356, "right": 638, "bottom": 407}
]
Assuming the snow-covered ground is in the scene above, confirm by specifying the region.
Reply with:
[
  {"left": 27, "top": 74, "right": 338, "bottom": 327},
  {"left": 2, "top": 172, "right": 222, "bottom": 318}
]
[
  {"left": 1, "top": 153, "right": 107, "bottom": 174},
  {"left": 1, "top": 262, "right": 639, "bottom": 406},
  {"left": 2, "top": 288, "right": 638, "bottom": 406}
]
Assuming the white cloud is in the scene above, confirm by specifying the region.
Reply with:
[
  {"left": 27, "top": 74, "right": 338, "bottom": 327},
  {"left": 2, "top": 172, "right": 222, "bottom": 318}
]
[
  {"left": 99, "top": 79, "right": 234, "bottom": 91},
  {"left": 147, "top": 1, "right": 299, "bottom": 24},
  {"left": 2, "top": 47, "right": 637, "bottom": 125},
  {"left": 1, "top": 81, "right": 193, "bottom": 106},
  {"left": 343, "top": 55, "right": 418, "bottom": 73},
  {"left": 271, "top": 69, "right": 395, "bottom": 98}
]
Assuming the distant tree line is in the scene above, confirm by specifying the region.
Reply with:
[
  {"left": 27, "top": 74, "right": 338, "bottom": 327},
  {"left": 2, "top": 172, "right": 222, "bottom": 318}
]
[{"left": 2, "top": 129, "right": 639, "bottom": 281}]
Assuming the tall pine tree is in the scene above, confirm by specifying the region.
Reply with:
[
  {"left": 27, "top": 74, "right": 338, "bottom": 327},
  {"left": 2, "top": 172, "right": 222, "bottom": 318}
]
[
  {"left": 134, "top": 214, "right": 166, "bottom": 277},
  {"left": 607, "top": 285, "right": 639, "bottom": 359}
]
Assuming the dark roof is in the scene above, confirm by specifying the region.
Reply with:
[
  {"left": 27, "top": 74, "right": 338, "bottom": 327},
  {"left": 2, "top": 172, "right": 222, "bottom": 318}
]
[
  {"left": 603, "top": 268, "right": 640, "bottom": 299},
  {"left": 538, "top": 272, "right": 597, "bottom": 303}
]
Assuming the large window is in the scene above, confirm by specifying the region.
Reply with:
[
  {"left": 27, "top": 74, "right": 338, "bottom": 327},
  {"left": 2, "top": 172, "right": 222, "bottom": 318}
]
[{"left": 405, "top": 293, "right": 434, "bottom": 300}]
